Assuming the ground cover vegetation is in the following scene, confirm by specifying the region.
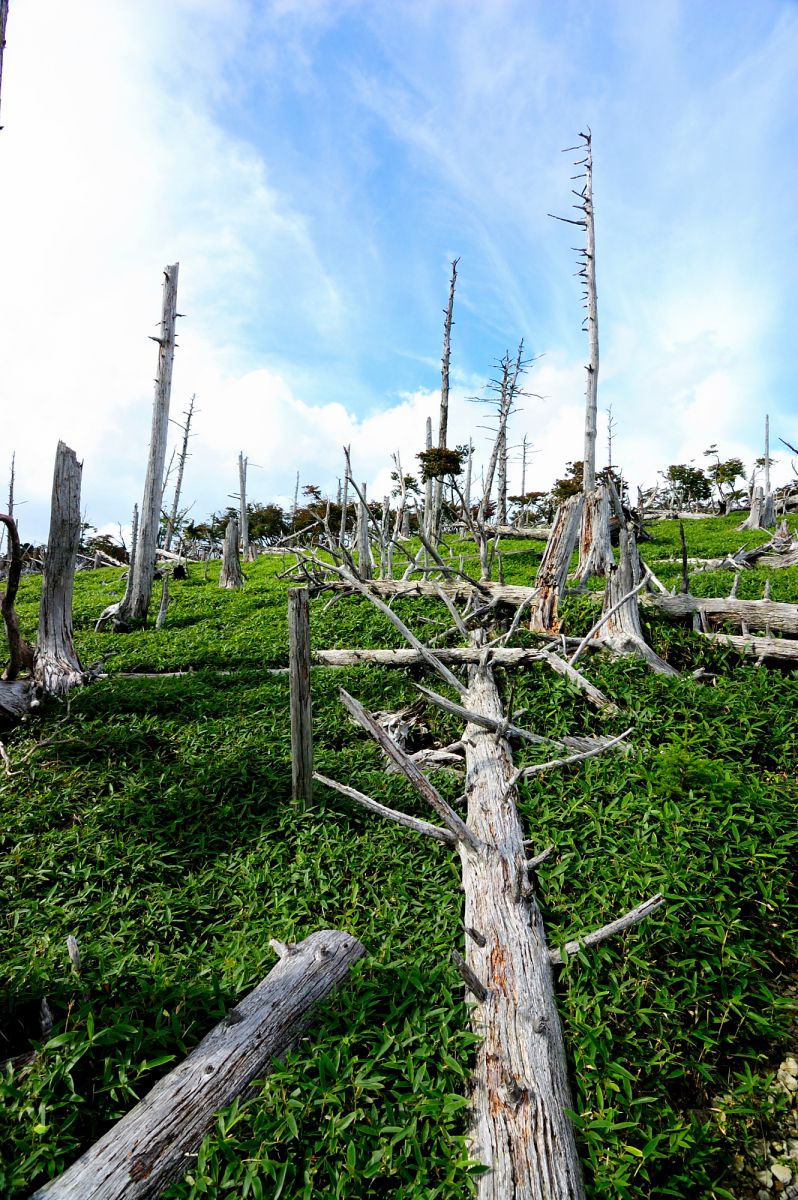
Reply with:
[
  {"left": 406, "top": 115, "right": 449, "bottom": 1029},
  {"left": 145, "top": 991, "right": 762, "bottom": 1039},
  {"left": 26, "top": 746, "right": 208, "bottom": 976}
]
[{"left": 1, "top": 516, "right": 797, "bottom": 1199}]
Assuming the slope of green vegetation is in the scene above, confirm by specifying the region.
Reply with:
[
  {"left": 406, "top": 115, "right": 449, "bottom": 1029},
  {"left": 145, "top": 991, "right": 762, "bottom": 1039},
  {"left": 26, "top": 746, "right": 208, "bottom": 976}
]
[{"left": 1, "top": 518, "right": 797, "bottom": 1198}]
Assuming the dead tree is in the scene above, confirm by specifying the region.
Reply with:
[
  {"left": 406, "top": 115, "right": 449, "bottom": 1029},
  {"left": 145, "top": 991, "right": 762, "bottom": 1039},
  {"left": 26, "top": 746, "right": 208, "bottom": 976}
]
[
  {"left": 125, "top": 263, "right": 179, "bottom": 625},
  {"left": 0, "top": 0, "right": 8, "bottom": 129},
  {"left": 550, "top": 132, "right": 613, "bottom": 581},
  {"left": 587, "top": 488, "right": 676, "bottom": 677},
  {"left": 740, "top": 415, "right": 775, "bottom": 531},
  {"left": 313, "top": 600, "right": 661, "bottom": 1197},
  {"left": 237, "top": 451, "right": 256, "bottom": 562},
  {"left": 94, "top": 505, "right": 138, "bottom": 633},
  {"left": 0, "top": 511, "right": 34, "bottom": 679},
  {"left": 163, "top": 393, "right": 195, "bottom": 553},
  {"left": 219, "top": 517, "right": 243, "bottom": 589},
  {"left": 529, "top": 493, "right": 584, "bottom": 633},
  {"left": 34, "top": 443, "right": 86, "bottom": 697},
  {"left": 31, "top": 930, "right": 365, "bottom": 1200},
  {"left": 432, "top": 258, "right": 458, "bottom": 538}
]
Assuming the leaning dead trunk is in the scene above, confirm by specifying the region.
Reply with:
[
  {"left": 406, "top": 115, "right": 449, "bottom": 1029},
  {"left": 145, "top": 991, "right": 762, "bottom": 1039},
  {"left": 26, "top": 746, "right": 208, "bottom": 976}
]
[
  {"left": 163, "top": 394, "right": 194, "bottom": 553},
  {"left": 31, "top": 930, "right": 366, "bottom": 1200},
  {"left": 34, "top": 442, "right": 85, "bottom": 697},
  {"left": 127, "top": 263, "right": 179, "bottom": 624},
  {"left": 460, "top": 659, "right": 585, "bottom": 1199},
  {"left": 219, "top": 518, "right": 243, "bottom": 589},
  {"left": 530, "top": 494, "right": 584, "bottom": 633},
  {"left": 596, "top": 515, "right": 676, "bottom": 677}
]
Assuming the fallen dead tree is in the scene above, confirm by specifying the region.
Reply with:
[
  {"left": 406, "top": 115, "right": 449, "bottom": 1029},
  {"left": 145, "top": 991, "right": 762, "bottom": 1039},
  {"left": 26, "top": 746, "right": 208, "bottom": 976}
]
[
  {"left": 699, "top": 632, "right": 798, "bottom": 664},
  {"left": 303, "top": 569, "right": 662, "bottom": 1196},
  {"left": 642, "top": 593, "right": 798, "bottom": 635},
  {"left": 31, "top": 930, "right": 366, "bottom": 1200}
]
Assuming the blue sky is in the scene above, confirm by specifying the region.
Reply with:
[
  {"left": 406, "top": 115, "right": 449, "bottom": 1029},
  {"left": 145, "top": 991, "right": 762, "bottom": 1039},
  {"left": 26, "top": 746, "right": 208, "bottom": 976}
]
[{"left": 0, "top": 0, "right": 796, "bottom": 539}]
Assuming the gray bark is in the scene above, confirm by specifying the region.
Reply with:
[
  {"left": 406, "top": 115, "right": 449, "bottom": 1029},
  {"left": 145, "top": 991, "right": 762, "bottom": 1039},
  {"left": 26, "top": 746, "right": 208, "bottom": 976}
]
[
  {"left": 238, "top": 451, "right": 254, "bottom": 562},
  {"left": 95, "top": 505, "right": 138, "bottom": 632},
  {"left": 530, "top": 494, "right": 584, "bottom": 633},
  {"left": 432, "top": 258, "right": 458, "bottom": 537},
  {"left": 288, "top": 587, "right": 313, "bottom": 807},
  {"left": 0, "top": 0, "right": 8, "bottom": 128},
  {"left": 577, "top": 483, "right": 613, "bottom": 580},
  {"left": 31, "top": 930, "right": 366, "bottom": 1200},
  {"left": 128, "top": 264, "right": 179, "bottom": 623},
  {"left": 700, "top": 632, "right": 798, "bottom": 663},
  {"left": 34, "top": 442, "right": 85, "bottom": 697},
  {"left": 218, "top": 518, "right": 243, "bottom": 589},
  {"left": 582, "top": 134, "right": 599, "bottom": 493},
  {"left": 163, "top": 394, "right": 194, "bottom": 553},
  {"left": 459, "top": 660, "right": 585, "bottom": 1199},
  {"left": 357, "top": 487, "right": 371, "bottom": 580},
  {"left": 642, "top": 592, "right": 798, "bottom": 634},
  {"left": 597, "top": 514, "right": 677, "bottom": 676}
]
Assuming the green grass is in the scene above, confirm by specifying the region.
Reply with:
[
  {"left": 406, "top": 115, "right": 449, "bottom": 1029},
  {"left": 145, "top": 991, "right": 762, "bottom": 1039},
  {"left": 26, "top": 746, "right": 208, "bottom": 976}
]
[{"left": 1, "top": 524, "right": 797, "bottom": 1198}]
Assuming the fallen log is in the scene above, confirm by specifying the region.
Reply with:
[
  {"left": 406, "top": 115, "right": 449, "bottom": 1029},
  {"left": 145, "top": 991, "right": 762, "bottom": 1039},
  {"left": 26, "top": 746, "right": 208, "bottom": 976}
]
[
  {"left": 31, "top": 929, "right": 366, "bottom": 1200},
  {"left": 478, "top": 524, "right": 551, "bottom": 540},
  {"left": 642, "top": 593, "right": 798, "bottom": 634},
  {"left": 457, "top": 658, "right": 585, "bottom": 1197},
  {"left": 700, "top": 632, "right": 798, "bottom": 663}
]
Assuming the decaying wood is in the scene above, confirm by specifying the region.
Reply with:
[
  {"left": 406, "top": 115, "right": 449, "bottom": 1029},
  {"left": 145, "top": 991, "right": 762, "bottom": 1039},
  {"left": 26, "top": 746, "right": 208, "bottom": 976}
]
[
  {"left": 34, "top": 443, "right": 86, "bottom": 698},
  {"left": 163, "top": 394, "right": 195, "bottom": 553},
  {"left": 95, "top": 504, "right": 139, "bottom": 632},
  {"left": 480, "top": 524, "right": 551, "bottom": 540},
  {"left": 31, "top": 930, "right": 366, "bottom": 1200},
  {"left": 432, "top": 258, "right": 458, "bottom": 539},
  {"left": 458, "top": 659, "right": 585, "bottom": 1198},
  {"left": 0, "top": 679, "right": 35, "bottom": 719},
  {"left": 127, "top": 263, "right": 179, "bottom": 624},
  {"left": 288, "top": 588, "right": 313, "bottom": 806},
  {"left": 218, "top": 518, "right": 243, "bottom": 589},
  {"left": 700, "top": 632, "right": 798, "bottom": 663},
  {"left": 548, "top": 893, "right": 665, "bottom": 964},
  {"left": 642, "top": 593, "right": 798, "bottom": 634},
  {"left": 577, "top": 482, "right": 614, "bottom": 581},
  {"left": 596, "top": 491, "right": 677, "bottom": 677},
  {"left": 530, "top": 494, "right": 584, "bottom": 633},
  {"left": 155, "top": 575, "right": 170, "bottom": 630},
  {"left": 0, "top": 0, "right": 8, "bottom": 128},
  {"left": 0, "top": 512, "right": 35, "bottom": 678}
]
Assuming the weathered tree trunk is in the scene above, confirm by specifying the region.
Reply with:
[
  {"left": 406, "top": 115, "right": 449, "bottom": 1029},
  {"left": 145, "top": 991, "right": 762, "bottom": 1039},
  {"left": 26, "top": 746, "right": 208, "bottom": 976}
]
[
  {"left": 95, "top": 505, "right": 139, "bottom": 632},
  {"left": 458, "top": 659, "right": 585, "bottom": 1198},
  {"left": 127, "top": 263, "right": 179, "bottom": 624},
  {"left": 31, "top": 930, "right": 366, "bottom": 1200},
  {"left": 700, "top": 632, "right": 798, "bottom": 663},
  {"left": 497, "top": 425, "right": 508, "bottom": 526},
  {"left": 0, "top": 512, "right": 35, "bottom": 678},
  {"left": 155, "top": 574, "right": 170, "bottom": 630},
  {"left": 357, "top": 488, "right": 372, "bottom": 580},
  {"left": 288, "top": 587, "right": 313, "bottom": 807},
  {"left": 34, "top": 442, "right": 86, "bottom": 698},
  {"left": 597, "top": 516, "right": 676, "bottom": 676},
  {"left": 576, "top": 482, "right": 613, "bottom": 580},
  {"left": 432, "top": 258, "right": 458, "bottom": 539},
  {"left": 581, "top": 133, "right": 599, "bottom": 495},
  {"left": 238, "top": 451, "right": 254, "bottom": 561},
  {"left": 0, "top": 0, "right": 9, "bottom": 128},
  {"left": 423, "top": 416, "right": 434, "bottom": 540},
  {"left": 530, "top": 494, "right": 584, "bottom": 633},
  {"left": 738, "top": 486, "right": 764, "bottom": 532},
  {"left": 642, "top": 592, "right": 798, "bottom": 634},
  {"left": 0, "top": 678, "right": 34, "bottom": 719},
  {"left": 218, "top": 518, "right": 243, "bottom": 589},
  {"left": 163, "top": 394, "right": 194, "bottom": 553}
]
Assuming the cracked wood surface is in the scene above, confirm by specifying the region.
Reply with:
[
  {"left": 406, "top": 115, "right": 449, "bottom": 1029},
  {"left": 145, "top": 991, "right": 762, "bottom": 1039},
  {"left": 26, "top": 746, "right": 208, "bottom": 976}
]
[
  {"left": 30, "top": 931, "right": 366, "bottom": 1200},
  {"left": 459, "top": 660, "right": 585, "bottom": 1199}
]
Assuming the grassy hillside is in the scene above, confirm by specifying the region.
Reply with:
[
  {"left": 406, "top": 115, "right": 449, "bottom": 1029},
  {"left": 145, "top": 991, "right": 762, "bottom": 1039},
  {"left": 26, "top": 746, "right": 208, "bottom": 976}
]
[{"left": 1, "top": 517, "right": 797, "bottom": 1199}]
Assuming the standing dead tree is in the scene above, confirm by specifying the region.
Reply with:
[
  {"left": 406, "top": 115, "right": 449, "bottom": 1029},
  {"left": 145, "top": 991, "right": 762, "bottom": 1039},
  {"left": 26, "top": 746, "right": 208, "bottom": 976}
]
[
  {"left": 108, "top": 264, "right": 179, "bottom": 629},
  {"left": 549, "top": 132, "right": 613, "bottom": 585},
  {"left": 0, "top": 0, "right": 8, "bottom": 129},
  {"left": 219, "top": 517, "right": 243, "bottom": 589},
  {"left": 1, "top": 442, "right": 87, "bottom": 717},
  {"left": 0, "top": 510, "right": 34, "bottom": 680},
  {"left": 163, "top": 393, "right": 195, "bottom": 553},
  {"left": 34, "top": 443, "right": 87, "bottom": 697},
  {"left": 432, "top": 258, "right": 459, "bottom": 540}
]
